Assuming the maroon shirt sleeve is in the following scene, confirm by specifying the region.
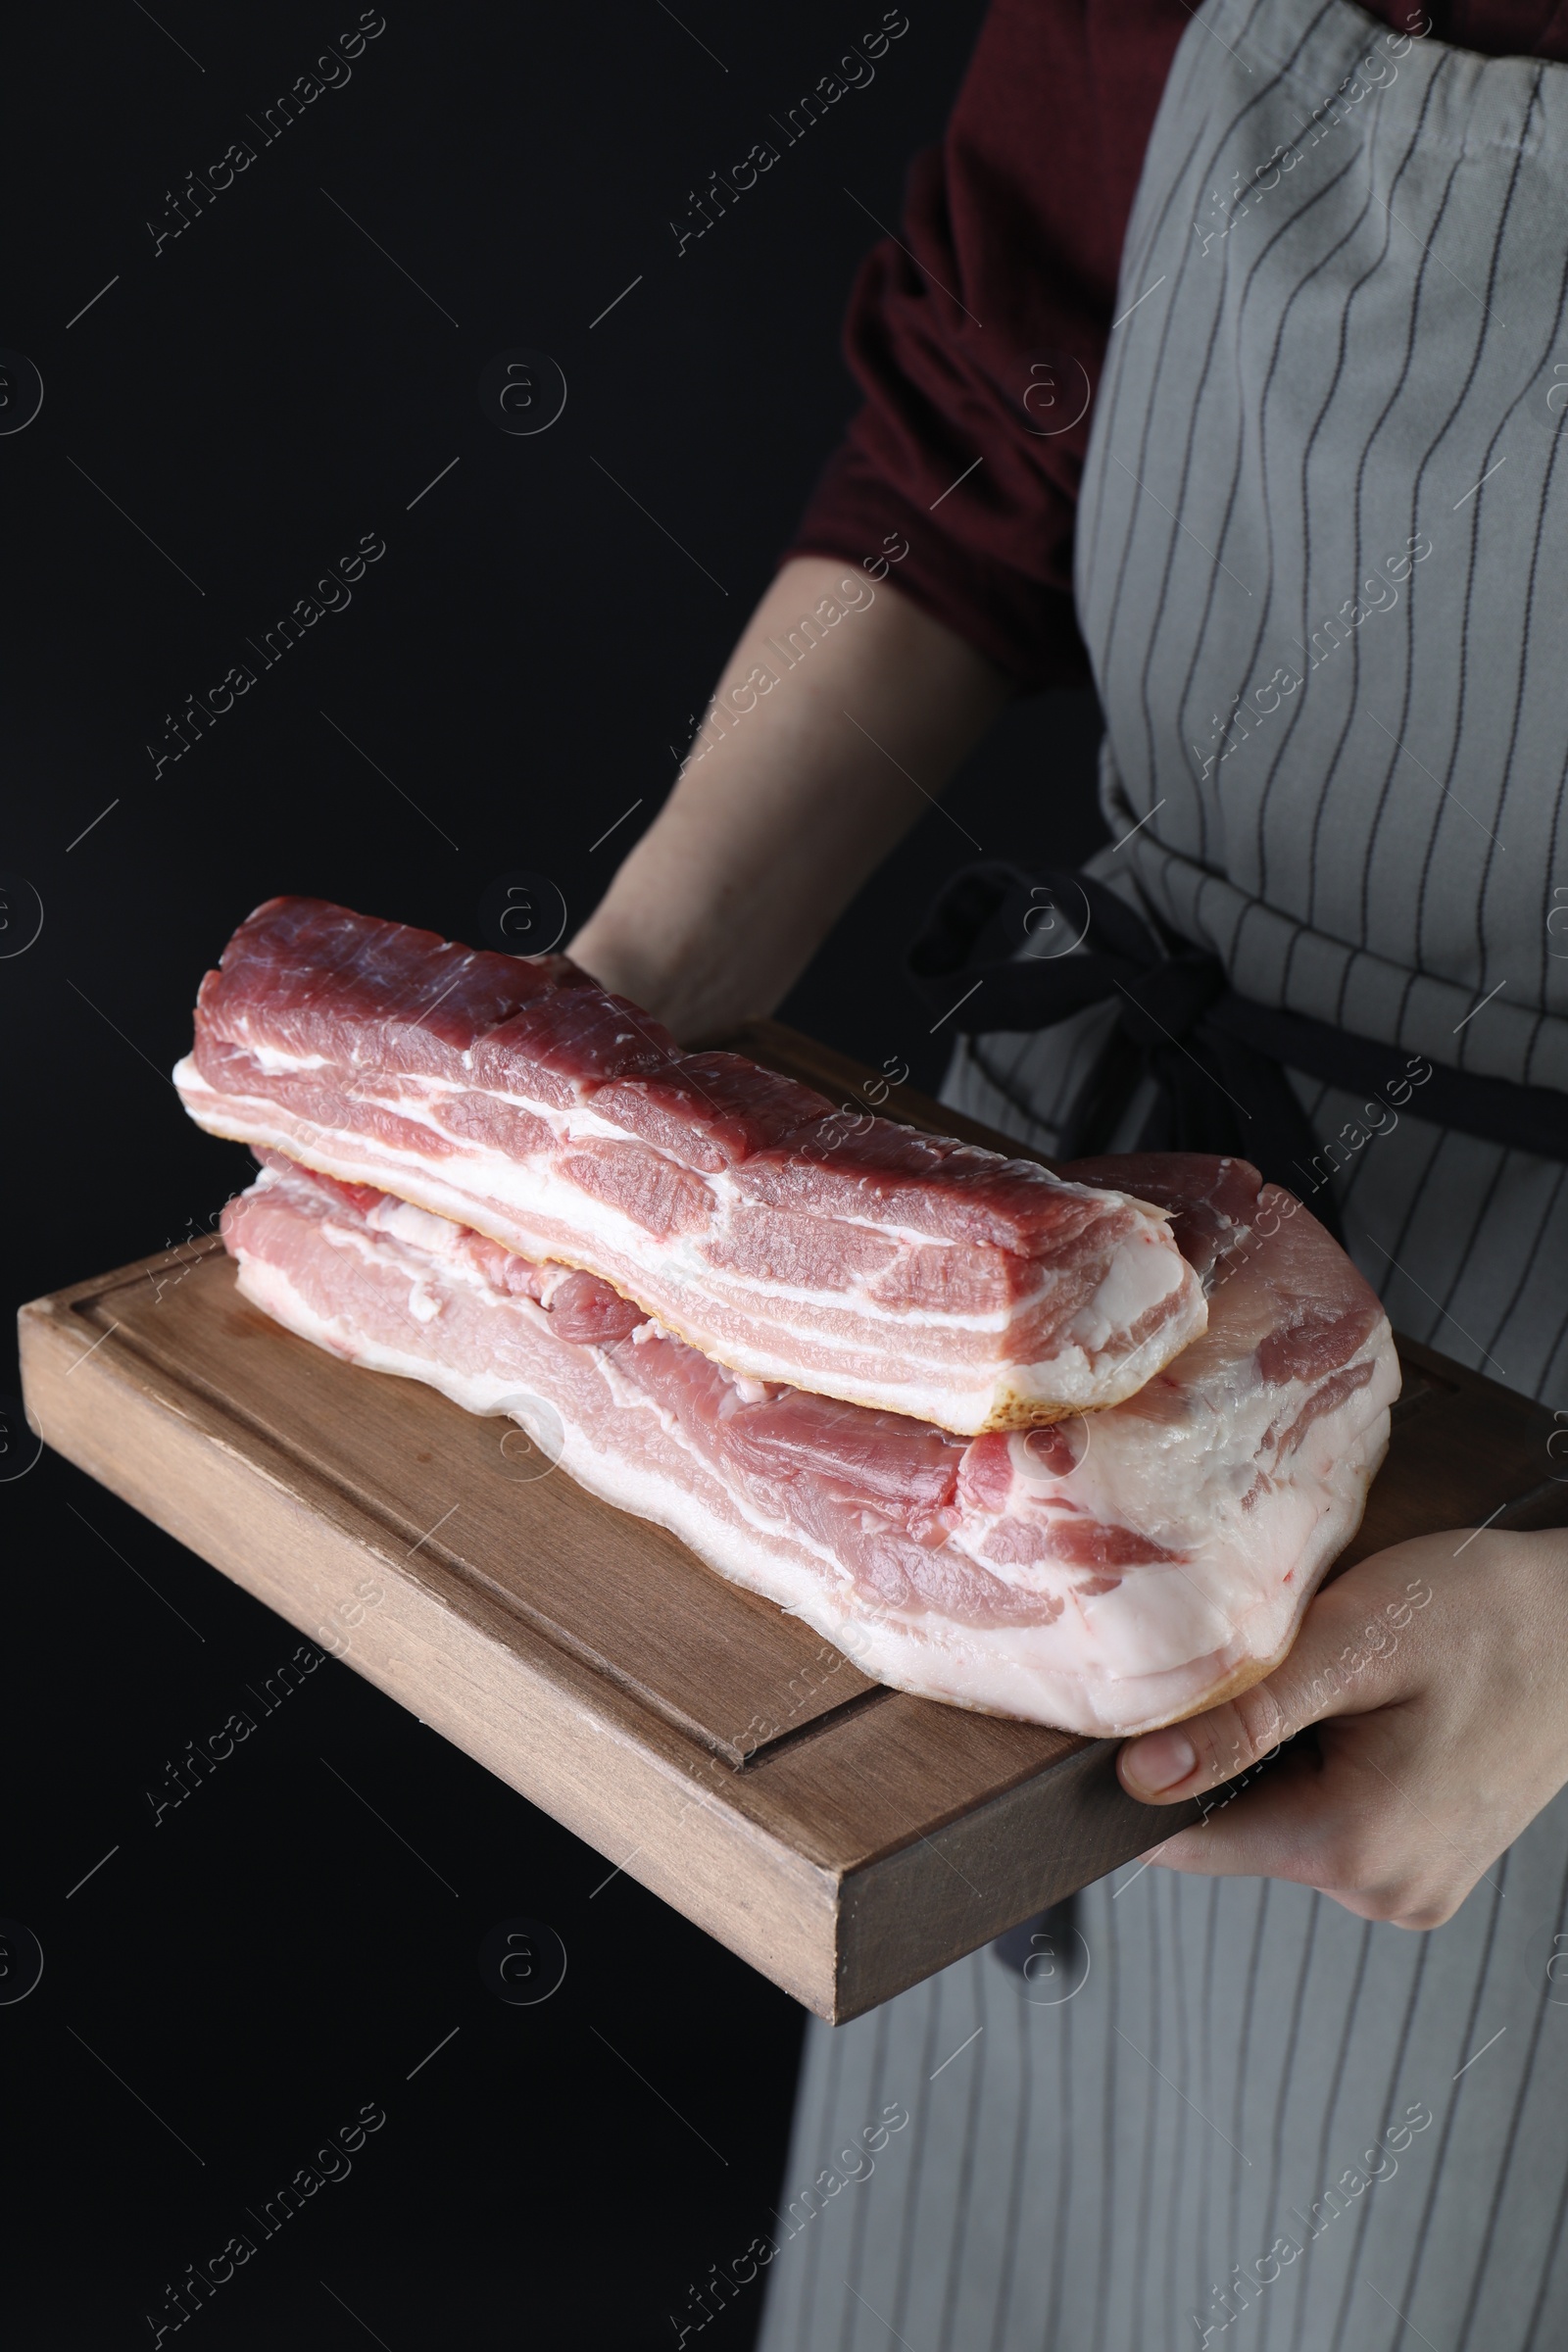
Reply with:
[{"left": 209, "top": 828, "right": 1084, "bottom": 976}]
[{"left": 786, "top": 0, "right": 1568, "bottom": 691}]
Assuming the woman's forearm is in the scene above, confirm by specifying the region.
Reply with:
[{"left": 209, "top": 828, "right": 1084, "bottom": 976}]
[{"left": 568, "top": 555, "right": 1012, "bottom": 1042}]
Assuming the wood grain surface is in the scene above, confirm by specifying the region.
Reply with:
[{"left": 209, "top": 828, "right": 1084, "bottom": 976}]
[{"left": 18, "top": 1023, "right": 1568, "bottom": 2020}]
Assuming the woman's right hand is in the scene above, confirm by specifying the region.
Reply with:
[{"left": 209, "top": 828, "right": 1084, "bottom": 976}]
[{"left": 567, "top": 555, "right": 1012, "bottom": 1043}]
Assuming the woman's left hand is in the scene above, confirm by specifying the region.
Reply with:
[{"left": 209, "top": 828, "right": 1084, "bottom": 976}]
[{"left": 1117, "top": 1526, "right": 1568, "bottom": 1928}]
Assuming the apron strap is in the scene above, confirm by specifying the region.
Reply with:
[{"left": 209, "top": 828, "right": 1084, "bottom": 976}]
[{"left": 907, "top": 864, "right": 1568, "bottom": 1230}]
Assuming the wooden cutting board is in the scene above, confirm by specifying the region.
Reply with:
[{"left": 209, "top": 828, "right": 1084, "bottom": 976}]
[{"left": 17, "top": 1022, "right": 1568, "bottom": 2022}]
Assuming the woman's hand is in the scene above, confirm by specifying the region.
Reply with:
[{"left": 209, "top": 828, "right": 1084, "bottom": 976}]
[
  {"left": 568, "top": 557, "right": 1010, "bottom": 1043},
  {"left": 1117, "top": 1526, "right": 1568, "bottom": 1929}
]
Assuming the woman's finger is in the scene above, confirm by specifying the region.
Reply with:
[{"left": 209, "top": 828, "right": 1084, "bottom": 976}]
[
  {"left": 1140, "top": 1721, "right": 1495, "bottom": 1926},
  {"left": 1132, "top": 1743, "right": 1351, "bottom": 1888},
  {"left": 1119, "top": 1566, "right": 1433, "bottom": 1806}
]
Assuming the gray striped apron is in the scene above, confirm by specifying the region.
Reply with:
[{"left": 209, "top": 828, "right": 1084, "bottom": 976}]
[{"left": 757, "top": 5, "right": 1568, "bottom": 2346}]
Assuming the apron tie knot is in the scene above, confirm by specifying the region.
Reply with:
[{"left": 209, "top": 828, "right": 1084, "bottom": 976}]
[{"left": 906, "top": 859, "right": 1568, "bottom": 1231}]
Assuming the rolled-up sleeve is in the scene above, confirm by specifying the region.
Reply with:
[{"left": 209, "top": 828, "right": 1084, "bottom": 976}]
[{"left": 783, "top": 0, "right": 1202, "bottom": 688}]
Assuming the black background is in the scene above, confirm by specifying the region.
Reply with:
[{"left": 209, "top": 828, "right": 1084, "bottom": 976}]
[{"left": 0, "top": 5, "right": 1105, "bottom": 2342}]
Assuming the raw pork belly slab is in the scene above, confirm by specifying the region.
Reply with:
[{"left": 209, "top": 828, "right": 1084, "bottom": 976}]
[
  {"left": 174, "top": 896, "right": 1205, "bottom": 1434},
  {"left": 223, "top": 1152, "right": 1398, "bottom": 1738}
]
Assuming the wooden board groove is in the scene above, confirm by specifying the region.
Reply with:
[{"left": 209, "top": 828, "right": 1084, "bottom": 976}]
[{"left": 20, "top": 1020, "right": 1568, "bottom": 2021}]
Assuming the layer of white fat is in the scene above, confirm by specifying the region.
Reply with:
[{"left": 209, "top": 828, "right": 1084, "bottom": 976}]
[
  {"left": 230, "top": 1238, "right": 890, "bottom": 1646},
  {"left": 176, "top": 1054, "right": 1201, "bottom": 1429},
  {"left": 230, "top": 1178, "right": 1394, "bottom": 1737},
  {"left": 1065, "top": 1225, "right": 1188, "bottom": 1355},
  {"left": 819, "top": 1392, "right": 1392, "bottom": 1737},
  {"left": 909, "top": 1322, "right": 1401, "bottom": 1730},
  {"left": 1008, "top": 1243, "right": 1204, "bottom": 1413},
  {"left": 238, "top": 1041, "right": 331, "bottom": 1074}
]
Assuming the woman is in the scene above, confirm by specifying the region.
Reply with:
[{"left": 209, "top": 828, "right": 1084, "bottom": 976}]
[{"left": 573, "top": 1, "right": 1568, "bottom": 2342}]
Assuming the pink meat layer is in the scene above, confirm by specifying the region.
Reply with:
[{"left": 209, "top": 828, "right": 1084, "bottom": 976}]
[
  {"left": 221, "top": 1151, "right": 1398, "bottom": 1737},
  {"left": 173, "top": 896, "right": 1205, "bottom": 1435}
]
